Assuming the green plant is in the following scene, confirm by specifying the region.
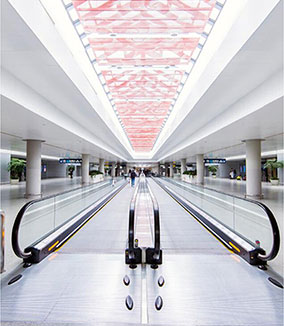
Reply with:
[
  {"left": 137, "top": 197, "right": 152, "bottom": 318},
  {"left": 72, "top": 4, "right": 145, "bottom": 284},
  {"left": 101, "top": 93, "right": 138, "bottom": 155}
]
[
  {"left": 270, "top": 177, "right": 279, "bottom": 181},
  {"left": 8, "top": 158, "right": 26, "bottom": 180},
  {"left": 264, "top": 159, "right": 283, "bottom": 180},
  {"left": 183, "top": 170, "right": 196, "bottom": 176},
  {"left": 89, "top": 170, "right": 103, "bottom": 177},
  {"left": 208, "top": 165, "right": 218, "bottom": 175}
]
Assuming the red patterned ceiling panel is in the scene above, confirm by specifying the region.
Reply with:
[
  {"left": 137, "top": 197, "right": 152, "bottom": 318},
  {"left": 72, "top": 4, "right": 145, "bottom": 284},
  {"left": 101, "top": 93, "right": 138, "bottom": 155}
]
[{"left": 71, "top": 0, "right": 218, "bottom": 151}]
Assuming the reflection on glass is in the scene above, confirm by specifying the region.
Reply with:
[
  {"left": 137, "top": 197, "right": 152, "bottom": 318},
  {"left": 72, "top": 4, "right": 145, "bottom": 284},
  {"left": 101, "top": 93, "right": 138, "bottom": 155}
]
[
  {"left": 161, "top": 178, "right": 274, "bottom": 255},
  {"left": 19, "top": 179, "right": 124, "bottom": 249}
]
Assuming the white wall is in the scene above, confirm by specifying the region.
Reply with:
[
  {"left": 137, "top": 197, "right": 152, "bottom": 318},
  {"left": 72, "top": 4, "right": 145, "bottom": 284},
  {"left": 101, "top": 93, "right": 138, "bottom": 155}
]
[
  {"left": 217, "top": 162, "right": 241, "bottom": 178},
  {"left": 0, "top": 153, "right": 11, "bottom": 184},
  {"left": 151, "top": 164, "right": 159, "bottom": 174},
  {"left": 41, "top": 160, "right": 67, "bottom": 179}
]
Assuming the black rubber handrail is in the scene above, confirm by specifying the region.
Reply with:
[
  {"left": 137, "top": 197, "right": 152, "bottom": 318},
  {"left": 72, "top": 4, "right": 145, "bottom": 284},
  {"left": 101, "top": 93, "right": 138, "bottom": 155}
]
[
  {"left": 128, "top": 179, "right": 140, "bottom": 259},
  {"left": 146, "top": 180, "right": 161, "bottom": 260},
  {"left": 158, "top": 177, "right": 280, "bottom": 262},
  {"left": 12, "top": 179, "right": 119, "bottom": 260}
]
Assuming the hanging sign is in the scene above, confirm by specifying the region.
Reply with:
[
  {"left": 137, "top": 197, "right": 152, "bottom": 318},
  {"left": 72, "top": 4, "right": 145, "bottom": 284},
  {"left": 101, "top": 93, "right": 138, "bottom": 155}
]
[
  {"left": 59, "top": 158, "right": 82, "bottom": 164},
  {"left": 204, "top": 158, "right": 226, "bottom": 164}
]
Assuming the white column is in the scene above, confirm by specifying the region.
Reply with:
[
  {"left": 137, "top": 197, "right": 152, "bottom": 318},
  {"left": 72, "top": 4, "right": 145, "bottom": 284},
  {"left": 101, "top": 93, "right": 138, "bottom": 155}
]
[
  {"left": 165, "top": 163, "right": 169, "bottom": 177},
  {"left": 82, "top": 154, "right": 90, "bottom": 184},
  {"left": 99, "top": 159, "right": 104, "bottom": 174},
  {"left": 169, "top": 163, "right": 173, "bottom": 178},
  {"left": 245, "top": 139, "right": 262, "bottom": 197},
  {"left": 111, "top": 163, "right": 116, "bottom": 177},
  {"left": 116, "top": 162, "right": 120, "bottom": 176},
  {"left": 196, "top": 154, "right": 204, "bottom": 184},
  {"left": 181, "top": 158, "right": 186, "bottom": 175},
  {"left": 26, "top": 140, "right": 43, "bottom": 198}
]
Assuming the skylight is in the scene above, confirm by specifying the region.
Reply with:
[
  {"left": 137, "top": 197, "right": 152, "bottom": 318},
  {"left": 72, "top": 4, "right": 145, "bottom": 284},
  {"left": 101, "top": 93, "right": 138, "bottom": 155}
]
[{"left": 63, "top": 0, "right": 225, "bottom": 152}]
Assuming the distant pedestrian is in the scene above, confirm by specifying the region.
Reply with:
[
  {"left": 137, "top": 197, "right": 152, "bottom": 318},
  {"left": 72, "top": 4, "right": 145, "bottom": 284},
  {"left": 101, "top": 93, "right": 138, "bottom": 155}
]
[
  {"left": 229, "top": 169, "right": 234, "bottom": 179},
  {"left": 130, "top": 169, "right": 136, "bottom": 187}
]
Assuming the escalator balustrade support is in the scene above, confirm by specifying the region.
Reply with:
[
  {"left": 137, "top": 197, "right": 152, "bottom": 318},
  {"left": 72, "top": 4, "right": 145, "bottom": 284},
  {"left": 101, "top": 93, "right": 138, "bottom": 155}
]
[{"left": 125, "top": 177, "right": 162, "bottom": 267}]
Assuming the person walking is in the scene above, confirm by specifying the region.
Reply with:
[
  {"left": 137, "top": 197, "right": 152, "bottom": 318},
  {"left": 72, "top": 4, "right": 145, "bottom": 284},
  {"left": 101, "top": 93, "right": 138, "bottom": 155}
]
[{"left": 130, "top": 169, "right": 136, "bottom": 187}]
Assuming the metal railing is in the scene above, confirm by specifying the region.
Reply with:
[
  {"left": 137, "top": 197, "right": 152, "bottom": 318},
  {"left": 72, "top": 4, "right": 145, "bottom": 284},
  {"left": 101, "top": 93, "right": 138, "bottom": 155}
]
[
  {"left": 12, "top": 178, "right": 125, "bottom": 263},
  {"left": 154, "top": 177, "right": 280, "bottom": 265},
  {"left": 147, "top": 182, "right": 162, "bottom": 264},
  {"left": 127, "top": 180, "right": 141, "bottom": 263},
  {"left": 126, "top": 177, "right": 162, "bottom": 267}
]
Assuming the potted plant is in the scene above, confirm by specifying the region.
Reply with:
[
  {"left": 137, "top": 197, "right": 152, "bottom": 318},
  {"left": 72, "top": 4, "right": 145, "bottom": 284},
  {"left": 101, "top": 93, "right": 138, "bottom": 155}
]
[
  {"left": 264, "top": 159, "right": 284, "bottom": 185},
  {"left": 182, "top": 170, "right": 196, "bottom": 182},
  {"left": 67, "top": 165, "right": 75, "bottom": 179},
  {"left": 208, "top": 165, "right": 218, "bottom": 177},
  {"left": 7, "top": 158, "right": 26, "bottom": 184},
  {"left": 89, "top": 170, "right": 104, "bottom": 183}
]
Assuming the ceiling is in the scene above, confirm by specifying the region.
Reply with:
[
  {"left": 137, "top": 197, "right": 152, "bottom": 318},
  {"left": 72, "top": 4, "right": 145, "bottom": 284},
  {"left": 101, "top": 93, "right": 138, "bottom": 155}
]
[
  {"left": 1, "top": 0, "right": 283, "bottom": 163},
  {"left": 0, "top": 96, "right": 122, "bottom": 162},
  {"left": 64, "top": 0, "right": 224, "bottom": 152},
  {"left": 1, "top": 0, "right": 133, "bottom": 162},
  {"left": 152, "top": 0, "right": 283, "bottom": 161}
]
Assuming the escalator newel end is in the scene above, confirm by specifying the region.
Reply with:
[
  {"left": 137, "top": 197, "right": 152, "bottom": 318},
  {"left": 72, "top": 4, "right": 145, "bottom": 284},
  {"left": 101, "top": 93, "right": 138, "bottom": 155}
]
[
  {"left": 155, "top": 296, "right": 163, "bottom": 311},
  {"left": 123, "top": 275, "right": 130, "bottom": 286},
  {"left": 125, "top": 295, "right": 134, "bottom": 310},
  {"left": 151, "top": 264, "right": 158, "bottom": 269},
  {"left": 129, "top": 264, "right": 137, "bottom": 269}
]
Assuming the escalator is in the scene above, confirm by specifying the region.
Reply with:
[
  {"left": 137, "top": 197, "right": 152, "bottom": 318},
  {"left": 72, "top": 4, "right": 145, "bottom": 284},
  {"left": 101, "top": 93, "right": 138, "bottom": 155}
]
[{"left": 1, "top": 176, "right": 283, "bottom": 325}]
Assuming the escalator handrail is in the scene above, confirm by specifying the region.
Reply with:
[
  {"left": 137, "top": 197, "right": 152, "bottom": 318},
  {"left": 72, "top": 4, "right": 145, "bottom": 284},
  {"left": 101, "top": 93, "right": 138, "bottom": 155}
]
[
  {"left": 159, "top": 177, "right": 280, "bottom": 262},
  {"left": 128, "top": 179, "right": 140, "bottom": 254},
  {"left": 12, "top": 180, "right": 117, "bottom": 260},
  {"left": 146, "top": 180, "right": 161, "bottom": 256}
]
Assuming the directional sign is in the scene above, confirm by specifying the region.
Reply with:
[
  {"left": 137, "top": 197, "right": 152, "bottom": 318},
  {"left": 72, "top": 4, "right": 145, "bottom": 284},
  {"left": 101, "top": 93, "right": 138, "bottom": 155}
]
[
  {"left": 204, "top": 159, "right": 226, "bottom": 164},
  {"left": 59, "top": 158, "right": 82, "bottom": 164}
]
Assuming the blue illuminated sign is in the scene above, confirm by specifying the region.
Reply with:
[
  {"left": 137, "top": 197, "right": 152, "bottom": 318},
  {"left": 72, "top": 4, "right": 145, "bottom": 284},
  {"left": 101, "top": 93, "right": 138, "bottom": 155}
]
[
  {"left": 204, "top": 159, "right": 226, "bottom": 164},
  {"left": 59, "top": 158, "right": 82, "bottom": 164}
]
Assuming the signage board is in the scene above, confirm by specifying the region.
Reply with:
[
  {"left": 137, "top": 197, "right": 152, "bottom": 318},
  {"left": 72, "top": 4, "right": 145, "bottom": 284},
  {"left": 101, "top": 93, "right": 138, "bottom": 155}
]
[
  {"left": 204, "top": 158, "right": 226, "bottom": 164},
  {"left": 59, "top": 158, "right": 82, "bottom": 164}
]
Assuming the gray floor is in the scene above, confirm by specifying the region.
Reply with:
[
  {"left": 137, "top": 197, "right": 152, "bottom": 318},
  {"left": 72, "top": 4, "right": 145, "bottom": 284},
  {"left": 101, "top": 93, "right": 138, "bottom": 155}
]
[
  {"left": 1, "top": 179, "right": 283, "bottom": 325},
  {"left": 147, "top": 179, "right": 227, "bottom": 254},
  {"left": 59, "top": 183, "right": 134, "bottom": 253}
]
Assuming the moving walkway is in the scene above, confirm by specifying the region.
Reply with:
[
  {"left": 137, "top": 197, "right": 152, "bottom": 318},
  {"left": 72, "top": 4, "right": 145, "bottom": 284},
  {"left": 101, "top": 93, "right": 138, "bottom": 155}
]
[
  {"left": 1, "top": 176, "right": 283, "bottom": 325},
  {"left": 125, "top": 176, "right": 162, "bottom": 269}
]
